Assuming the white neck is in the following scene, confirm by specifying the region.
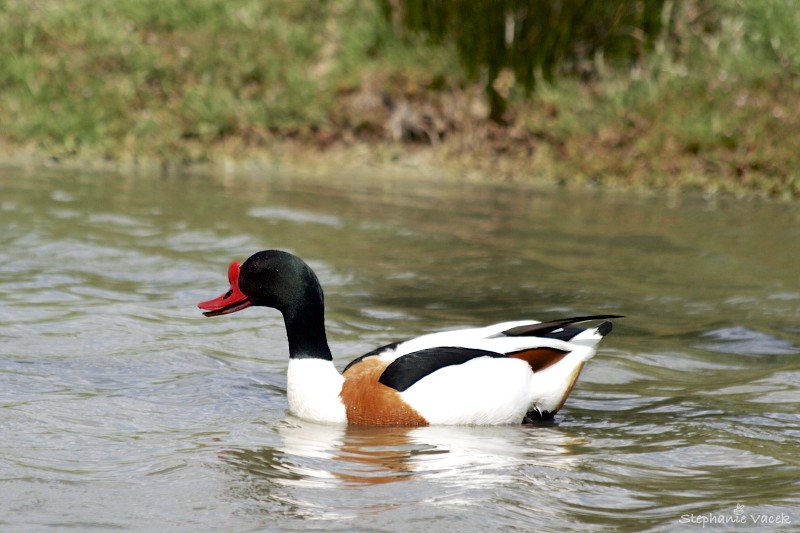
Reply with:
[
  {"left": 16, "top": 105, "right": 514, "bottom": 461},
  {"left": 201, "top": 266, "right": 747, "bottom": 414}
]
[{"left": 286, "top": 358, "right": 347, "bottom": 424}]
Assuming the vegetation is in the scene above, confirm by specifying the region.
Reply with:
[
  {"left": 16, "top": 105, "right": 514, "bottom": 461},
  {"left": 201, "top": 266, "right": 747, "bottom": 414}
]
[
  {"left": 0, "top": 0, "right": 798, "bottom": 198},
  {"left": 384, "top": 0, "right": 669, "bottom": 122}
]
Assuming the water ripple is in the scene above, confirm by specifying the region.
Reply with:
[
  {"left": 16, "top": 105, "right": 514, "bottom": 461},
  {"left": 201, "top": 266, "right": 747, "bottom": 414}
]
[{"left": 699, "top": 326, "right": 800, "bottom": 356}]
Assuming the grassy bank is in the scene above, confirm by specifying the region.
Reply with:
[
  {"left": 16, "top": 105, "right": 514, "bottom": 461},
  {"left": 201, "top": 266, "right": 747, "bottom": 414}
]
[{"left": 1, "top": 0, "right": 799, "bottom": 198}]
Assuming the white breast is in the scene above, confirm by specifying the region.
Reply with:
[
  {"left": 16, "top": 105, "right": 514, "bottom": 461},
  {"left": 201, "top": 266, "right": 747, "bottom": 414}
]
[{"left": 286, "top": 358, "right": 347, "bottom": 424}]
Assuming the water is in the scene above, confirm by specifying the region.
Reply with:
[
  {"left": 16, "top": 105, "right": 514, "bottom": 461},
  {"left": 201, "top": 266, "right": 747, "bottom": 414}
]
[{"left": 1, "top": 168, "right": 798, "bottom": 532}]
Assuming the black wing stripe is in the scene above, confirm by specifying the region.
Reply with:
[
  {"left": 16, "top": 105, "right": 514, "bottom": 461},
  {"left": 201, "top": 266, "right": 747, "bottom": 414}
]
[
  {"left": 537, "top": 326, "right": 583, "bottom": 342},
  {"left": 502, "top": 315, "right": 623, "bottom": 338},
  {"left": 379, "top": 347, "right": 505, "bottom": 392}
]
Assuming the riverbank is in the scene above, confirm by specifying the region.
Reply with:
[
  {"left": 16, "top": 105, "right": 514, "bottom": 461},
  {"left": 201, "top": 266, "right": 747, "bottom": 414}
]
[{"left": 2, "top": 0, "right": 799, "bottom": 199}]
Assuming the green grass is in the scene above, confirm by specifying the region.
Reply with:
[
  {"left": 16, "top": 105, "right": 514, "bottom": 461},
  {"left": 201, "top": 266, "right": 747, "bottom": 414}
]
[
  {"left": 0, "top": 0, "right": 438, "bottom": 157},
  {"left": 0, "top": 0, "right": 798, "bottom": 198}
]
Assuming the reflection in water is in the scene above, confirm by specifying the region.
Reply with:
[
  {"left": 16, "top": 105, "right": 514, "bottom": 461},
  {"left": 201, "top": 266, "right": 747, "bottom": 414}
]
[{"left": 222, "top": 418, "right": 584, "bottom": 523}]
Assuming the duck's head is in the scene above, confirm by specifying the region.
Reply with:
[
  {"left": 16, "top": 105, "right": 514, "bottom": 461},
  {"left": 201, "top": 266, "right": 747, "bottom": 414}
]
[{"left": 198, "top": 250, "right": 324, "bottom": 319}]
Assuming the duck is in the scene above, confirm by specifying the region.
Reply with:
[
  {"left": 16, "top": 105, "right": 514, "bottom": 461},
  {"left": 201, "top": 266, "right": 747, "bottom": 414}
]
[{"left": 198, "top": 250, "right": 621, "bottom": 427}]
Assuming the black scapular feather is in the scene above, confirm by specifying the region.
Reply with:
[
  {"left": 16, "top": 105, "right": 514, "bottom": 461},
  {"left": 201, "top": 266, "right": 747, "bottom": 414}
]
[{"left": 378, "top": 347, "right": 505, "bottom": 392}]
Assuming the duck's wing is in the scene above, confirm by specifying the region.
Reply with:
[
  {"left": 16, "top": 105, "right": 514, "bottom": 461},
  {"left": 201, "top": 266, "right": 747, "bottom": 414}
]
[
  {"left": 341, "top": 321, "right": 527, "bottom": 373},
  {"left": 345, "top": 315, "right": 621, "bottom": 378},
  {"left": 343, "top": 320, "right": 539, "bottom": 370},
  {"left": 344, "top": 314, "right": 621, "bottom": 372}
]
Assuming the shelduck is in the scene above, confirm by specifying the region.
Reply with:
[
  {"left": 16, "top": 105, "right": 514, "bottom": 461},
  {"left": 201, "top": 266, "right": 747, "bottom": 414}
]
[{"left": 198, "top": 250, "right": 621, "bottom": 426}]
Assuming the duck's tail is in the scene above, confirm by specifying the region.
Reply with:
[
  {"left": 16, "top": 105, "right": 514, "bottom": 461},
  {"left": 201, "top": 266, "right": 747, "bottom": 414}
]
[{"left": 525, "top": 318, "right": 617, "bottom": 420}]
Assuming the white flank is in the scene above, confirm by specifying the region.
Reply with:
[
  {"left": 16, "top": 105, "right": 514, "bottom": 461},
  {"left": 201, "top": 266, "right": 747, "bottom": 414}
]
[
  {"left": 400, "top": 357, "right": 535, "bottom": 425},
  {"left": 286, "top": 358, "right": 347, "bottom": 424}
]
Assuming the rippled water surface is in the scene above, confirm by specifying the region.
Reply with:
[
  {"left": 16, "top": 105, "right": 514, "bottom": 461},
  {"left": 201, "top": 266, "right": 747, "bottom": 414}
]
[{"left": 2, "top": 168, "right": 798, "bottom": 531}]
